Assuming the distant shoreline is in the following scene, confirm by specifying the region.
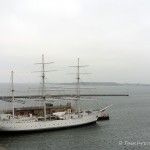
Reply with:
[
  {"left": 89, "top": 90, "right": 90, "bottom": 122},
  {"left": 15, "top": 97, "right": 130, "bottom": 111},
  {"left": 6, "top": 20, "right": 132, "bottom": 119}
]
[{"left": 0, "top": 82, "right": 149, "bottom": 86}]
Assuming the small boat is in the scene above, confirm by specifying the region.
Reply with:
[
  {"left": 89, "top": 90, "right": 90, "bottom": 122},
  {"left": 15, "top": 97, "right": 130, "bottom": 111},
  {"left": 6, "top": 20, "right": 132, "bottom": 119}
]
[
  {"left": 97, "top": 113, "right": 109, "bottom": 121},
  {"left": 0, "top": 55, "right": 112, "bottom": 132}
]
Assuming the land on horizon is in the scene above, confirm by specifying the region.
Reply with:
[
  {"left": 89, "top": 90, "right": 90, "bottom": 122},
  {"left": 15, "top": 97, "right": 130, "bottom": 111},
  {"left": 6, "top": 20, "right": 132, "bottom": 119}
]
[{"left": 0, "top": 82, "right": 149, "bottom": 86}]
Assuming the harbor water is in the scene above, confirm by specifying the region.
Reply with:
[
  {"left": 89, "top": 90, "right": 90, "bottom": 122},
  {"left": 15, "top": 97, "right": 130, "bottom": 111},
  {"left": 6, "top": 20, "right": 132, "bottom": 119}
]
[{"left": 0, "top": 84, "right": 150, "bottom": 150}]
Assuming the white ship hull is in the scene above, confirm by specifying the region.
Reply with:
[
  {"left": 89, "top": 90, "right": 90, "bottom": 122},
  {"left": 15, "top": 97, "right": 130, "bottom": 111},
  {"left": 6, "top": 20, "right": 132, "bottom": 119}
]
[{"left": 0, "top": 113, "right": 98, "bottom": 132}]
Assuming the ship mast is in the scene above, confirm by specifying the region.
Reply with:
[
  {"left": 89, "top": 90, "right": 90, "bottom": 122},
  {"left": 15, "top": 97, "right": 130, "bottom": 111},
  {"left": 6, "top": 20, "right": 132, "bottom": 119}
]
[
  {"left": 36, "top": 54, "right": 54, "bottom": 121},
  {"left": 11, "top": 71, "right": 15, "bottom": 118},
  {"left": 77, "top": 58, "right": 80, "bottom": 113},
  {"left": 42, "top": 55, "right": 46, "bottom": 121},
  {"left": 71, "top": 58, "right": 88, "bottom": 113}
]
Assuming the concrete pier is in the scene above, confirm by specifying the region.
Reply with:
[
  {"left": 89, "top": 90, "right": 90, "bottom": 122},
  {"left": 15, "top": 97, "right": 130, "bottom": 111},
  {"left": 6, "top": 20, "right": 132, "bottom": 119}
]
[{"left": 0, "top": 94, "right": 129, "bottom": 100}]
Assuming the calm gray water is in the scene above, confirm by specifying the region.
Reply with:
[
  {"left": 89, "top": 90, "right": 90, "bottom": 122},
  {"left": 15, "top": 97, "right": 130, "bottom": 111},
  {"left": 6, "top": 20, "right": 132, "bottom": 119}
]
[{"left": 0, "top": 84, "right": 150, "bottom": 150}]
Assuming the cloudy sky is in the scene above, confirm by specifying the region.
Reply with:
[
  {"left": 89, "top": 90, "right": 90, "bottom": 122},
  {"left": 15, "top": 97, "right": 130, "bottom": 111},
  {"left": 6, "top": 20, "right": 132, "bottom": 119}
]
[{"left": 0, "top": 0, "right": 150, "bottom": 83}]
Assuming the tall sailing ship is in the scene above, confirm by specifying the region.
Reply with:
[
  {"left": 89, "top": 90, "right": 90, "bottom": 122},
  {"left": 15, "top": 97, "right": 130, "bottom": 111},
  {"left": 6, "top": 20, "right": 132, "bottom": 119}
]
[{"left": 0, "top": 55, "right": 111, "bottom": 132}]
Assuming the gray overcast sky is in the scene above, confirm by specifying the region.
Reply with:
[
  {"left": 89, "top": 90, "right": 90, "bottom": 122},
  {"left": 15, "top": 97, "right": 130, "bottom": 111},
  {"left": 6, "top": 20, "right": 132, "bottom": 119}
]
[{"left": 0, "top": 0, "right": 150, "bottom": 83}]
